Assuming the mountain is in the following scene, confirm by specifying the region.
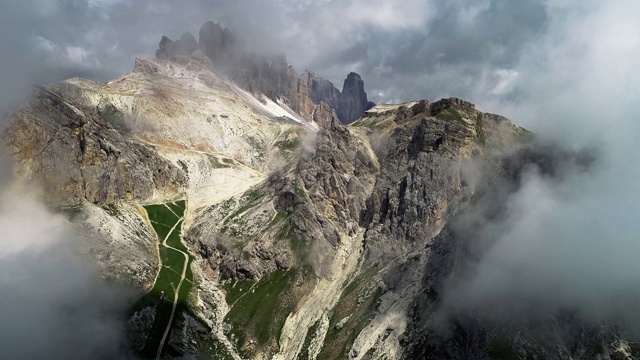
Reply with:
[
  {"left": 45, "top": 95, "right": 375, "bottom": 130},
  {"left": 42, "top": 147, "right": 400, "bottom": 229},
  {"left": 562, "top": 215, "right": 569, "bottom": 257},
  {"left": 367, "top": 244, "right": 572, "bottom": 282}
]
[
  {"left": 156, "top": 21, "right": 374, "bottom": 126},
  {"left": 2, "top": 21, "right": 637, "bottom": 360}
]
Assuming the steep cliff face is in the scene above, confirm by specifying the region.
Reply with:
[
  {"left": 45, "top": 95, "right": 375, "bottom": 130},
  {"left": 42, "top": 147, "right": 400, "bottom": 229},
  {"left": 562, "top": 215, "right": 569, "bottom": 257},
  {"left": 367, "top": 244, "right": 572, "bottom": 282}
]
[
  {"left": 4, "top": 86, "right": 186, "bottom": 207},
  {"left": 337, "top": 72, "right": 375, "bottom": 124},
  {"left": 156, "top": 21, "right": 374, "bottom": 127}
]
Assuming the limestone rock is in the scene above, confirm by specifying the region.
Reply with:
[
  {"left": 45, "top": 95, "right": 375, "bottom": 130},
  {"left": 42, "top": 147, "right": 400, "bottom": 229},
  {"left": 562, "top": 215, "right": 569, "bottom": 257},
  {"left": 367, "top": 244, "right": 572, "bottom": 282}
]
[
  {"left": 3, "top": 86, "right": 186, "bottom": 207},
  {"left": 337, "top": 72, "right": 375, "bottom": 124},
  {"left": 198, "top": 21, "right": 235, "bottom": 64},
  {"left": 155, "top": 21, "right": 375, "bottom": 128}
]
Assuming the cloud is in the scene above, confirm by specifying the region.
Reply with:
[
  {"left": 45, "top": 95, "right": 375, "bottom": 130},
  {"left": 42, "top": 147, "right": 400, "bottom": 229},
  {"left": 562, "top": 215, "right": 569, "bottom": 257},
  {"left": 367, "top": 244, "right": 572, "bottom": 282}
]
[
  {"left": 0, "top": 0, "right": 551, "bottom": 113},
  {"left": 438, "top": 0, "right": 640, "bottom": 335},
  {"left": 0, "top": 177, "right": 134, "bottom": 359}
]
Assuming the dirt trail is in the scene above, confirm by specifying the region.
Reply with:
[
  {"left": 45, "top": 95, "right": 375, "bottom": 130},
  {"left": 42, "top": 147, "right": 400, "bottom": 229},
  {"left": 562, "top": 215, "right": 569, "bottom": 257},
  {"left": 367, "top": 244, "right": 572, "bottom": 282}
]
[
  {"left": 152, "top": 214, "right": 188, "bottom": 360},
  {"left": 142, "top": 206, "right": 190, "bottom": 360}
]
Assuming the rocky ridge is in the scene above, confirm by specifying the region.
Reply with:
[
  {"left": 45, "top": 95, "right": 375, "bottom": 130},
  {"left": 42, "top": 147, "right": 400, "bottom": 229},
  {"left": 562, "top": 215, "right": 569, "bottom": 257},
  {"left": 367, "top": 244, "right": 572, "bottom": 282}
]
[{"left": 157, "top": 21, "right": 374, "bottom": 126}]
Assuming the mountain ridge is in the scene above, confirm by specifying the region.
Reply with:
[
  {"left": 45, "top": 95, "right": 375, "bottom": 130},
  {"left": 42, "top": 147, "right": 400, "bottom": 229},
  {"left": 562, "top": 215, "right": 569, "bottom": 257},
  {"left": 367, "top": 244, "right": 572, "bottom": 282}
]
[{"left": 156, "top": 21, "right": 375, "bottom": 126}]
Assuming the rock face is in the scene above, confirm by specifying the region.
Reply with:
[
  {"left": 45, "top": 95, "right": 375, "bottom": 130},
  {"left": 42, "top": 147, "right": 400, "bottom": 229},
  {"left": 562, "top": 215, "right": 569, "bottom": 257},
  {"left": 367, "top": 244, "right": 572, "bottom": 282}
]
[
  {"left": 156, "top": 21, "right": 374, "bottom": 127},
  {"left": 337, "top": 72, "right": 375, "bottom": 124},
  {"left": 3, "top": 86, "right": 186, "bottom": 207},
  {"left": 198, "top": 20, "right": 235, "bottom": 64},
  {"left": 6, "top": 23, "right": 636, "bottom": 360}
]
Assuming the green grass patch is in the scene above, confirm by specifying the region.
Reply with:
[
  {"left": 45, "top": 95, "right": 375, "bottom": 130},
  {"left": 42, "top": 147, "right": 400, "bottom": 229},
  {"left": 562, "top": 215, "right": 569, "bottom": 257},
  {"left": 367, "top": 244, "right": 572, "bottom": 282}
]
[
  {"left": 436, "top": 107, "right": 466, "bottom": 125},
  {"left": 275, "top": 218, "right": 308, "bottom": 263},
  {"left": 135, "top": 200, "right": 194, "bottom": 358},
  {"left": 224, "top": 269, "right": 297, "bottom": 351},
  {"left": 221, "top": 190, "right": 264, "bottom": 231},
  {"left": 97, "top": 103, "right": 130, "bottom": 133},
  {"left": 197, "top": 337, "right": 235, "bottom": 360},
  {"left": 275, "top": 138, "right": 301, "bottom": 151},
  {"left": 206, "top": 154, "right": 231, "bottom": 168},
  {"left": 268, "top": 211, "right": 290, "bottom": 229},
  {"left": 60, "top": 206, "right": 83, "bottom": 220},
  {"left": 317, "top": 267, "right": 381, "bottom": 360},
  {"left": 223, "top": 278, "right": 256, "bottom": 305},
  {"left": 351, "top": 118, "right": 383, "bottom": 129},
  {"left": 293, "top": 180, "right": 306, "bottom": 199},
  {"left": 476, "top": 115, "right": 486, "bottom": 145}
]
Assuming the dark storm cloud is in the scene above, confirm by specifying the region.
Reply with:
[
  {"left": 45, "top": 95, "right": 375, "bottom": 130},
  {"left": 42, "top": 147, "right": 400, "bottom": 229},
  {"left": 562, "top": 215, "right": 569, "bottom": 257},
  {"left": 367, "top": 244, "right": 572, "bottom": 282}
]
[{"left": 0, "top": 0, "right": 550, "bottom": 111}]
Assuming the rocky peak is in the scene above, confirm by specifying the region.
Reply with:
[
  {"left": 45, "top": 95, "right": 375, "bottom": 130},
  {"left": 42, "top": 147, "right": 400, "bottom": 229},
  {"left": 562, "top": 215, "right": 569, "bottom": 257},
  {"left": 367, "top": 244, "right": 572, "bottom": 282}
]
[
  {"left": 198, "top": 20, "right": 235, "bottom": 64},
  {"left": 338, "top": 72, "right": 375, "bottom": 124},
  {"left": 156, "top": 32, "right": 199, "bottom": 60},
  {"left": 155, "top": 21, "right": 376, "bottom": 128}
]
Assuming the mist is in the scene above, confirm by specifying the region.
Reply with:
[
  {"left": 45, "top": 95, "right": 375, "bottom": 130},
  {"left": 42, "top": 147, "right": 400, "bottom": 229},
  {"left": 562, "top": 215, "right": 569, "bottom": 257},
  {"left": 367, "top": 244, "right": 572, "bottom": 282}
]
[
  {"left": 0, "top": 156, "right": 134, "bottom": 360},
  {"left": 438, "top": 0, "right": 640, "bottom": 336}
]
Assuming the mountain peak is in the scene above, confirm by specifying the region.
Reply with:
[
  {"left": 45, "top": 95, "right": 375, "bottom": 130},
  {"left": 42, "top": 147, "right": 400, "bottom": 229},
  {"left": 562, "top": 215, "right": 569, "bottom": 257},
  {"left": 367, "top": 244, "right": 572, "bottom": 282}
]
[{"left": 155, "top": 21, "right": 375, "bottom": 126}]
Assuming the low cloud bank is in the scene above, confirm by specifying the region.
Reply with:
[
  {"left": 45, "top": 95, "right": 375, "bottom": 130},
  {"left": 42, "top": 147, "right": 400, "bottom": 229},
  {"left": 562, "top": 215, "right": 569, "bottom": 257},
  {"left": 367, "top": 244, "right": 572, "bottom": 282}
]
[
  {"left": 0, "top": 157, "right": 134, "bottom": 359},
  {"left": 440, "top": 0, "right": 640, "bottom": 336}
]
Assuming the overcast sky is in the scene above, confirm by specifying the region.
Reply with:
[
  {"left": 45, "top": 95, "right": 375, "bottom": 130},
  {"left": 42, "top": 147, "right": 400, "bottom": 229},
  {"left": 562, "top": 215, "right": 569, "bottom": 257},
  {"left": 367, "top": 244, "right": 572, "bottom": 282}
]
[
  {"left": 1, "top": 0, "right": 640, "bottom": 352},
  {"left": 0, "top": 0, "right": 548, "bottom": 114}
]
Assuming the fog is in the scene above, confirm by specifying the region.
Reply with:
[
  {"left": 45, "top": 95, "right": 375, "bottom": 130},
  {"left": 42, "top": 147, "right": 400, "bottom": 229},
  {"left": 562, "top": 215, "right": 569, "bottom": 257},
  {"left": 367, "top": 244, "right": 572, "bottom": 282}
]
[
  {"left": 438, "top": 0, "right": 640, "bottom": 336},
  {"left": 0, "top": 157, "right": 133, "bottom": 359}
]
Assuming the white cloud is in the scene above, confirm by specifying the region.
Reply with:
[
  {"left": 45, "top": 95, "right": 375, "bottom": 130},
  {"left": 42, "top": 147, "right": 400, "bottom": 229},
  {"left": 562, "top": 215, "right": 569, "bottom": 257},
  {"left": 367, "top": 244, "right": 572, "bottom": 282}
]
[
  {"left": 65, "top": 45, "right": 90, "bottom": 63},
  {"left": 490, "top": 68, "right": 519, "bottom": 95},
  {"left": 345, "top": 0, "right": 434, "bottom": 30},
  {"left": 34, "top": 35, "right": 55, "bottom": 53}
]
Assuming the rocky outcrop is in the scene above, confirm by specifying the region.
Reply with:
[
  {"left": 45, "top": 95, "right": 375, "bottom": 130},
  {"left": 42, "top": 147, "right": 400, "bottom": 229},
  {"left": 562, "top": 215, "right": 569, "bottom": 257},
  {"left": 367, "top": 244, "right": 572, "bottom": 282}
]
[
  {"left": 3, "top": 85, "right": 186, "bottom": 207},
  {"left": 156, "top": 21, "right": 375, "bottom": 127},
  {"left": 311, "top": 101, "right": 339, "bottom": 128},
  {"left": 199, "top": 20, "right": 235, "bottom": 64},
  {"left": 337, "top": 72, "right": 375, "bottom": 124},
  {"left": 156, "top": 32, "right": 199, "bottom": 60},
  {"left": 8, "top": 58, "right": 635, "bottom": 358}
]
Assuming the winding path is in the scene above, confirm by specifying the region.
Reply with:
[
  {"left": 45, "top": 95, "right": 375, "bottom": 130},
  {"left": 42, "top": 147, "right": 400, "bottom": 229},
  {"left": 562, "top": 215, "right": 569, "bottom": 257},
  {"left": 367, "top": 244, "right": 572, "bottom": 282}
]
[{"left": 154, "top": 214, "right": 189, "bottom": 360}]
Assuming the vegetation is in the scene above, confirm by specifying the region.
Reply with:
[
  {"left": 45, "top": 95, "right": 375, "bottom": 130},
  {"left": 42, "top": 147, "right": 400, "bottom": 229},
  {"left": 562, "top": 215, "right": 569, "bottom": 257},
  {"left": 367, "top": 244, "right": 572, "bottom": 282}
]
[
  {"left": 133, "top": 200, "right": 194, "bottom": 358},
  {"left": 518, "top": 128, "right": 535, "bottom": 142},
  {"left": 317, "top": 267, "right": 382, "bottom": 360},
  {"left": 97, "top": 103, "right": 130, "bottom": 133},
  {"left": 177, "top": 160, "right": 189, "bottom": 173},
  {"left": 351, "top": 118, "right": 384, "bottom": 129},
  {"left": 224, "top": 269, "right": 298, "bottom": 354},
  {"left": 275, "top": 137, "right": 301, "bottom": 151},
  {"left": 198, "top": 337, "right": 236, "bottom": 360},
  {"left": 476, "top": 115, "right": 486, "bottom": 145},
  {"left": 206, "top": 154, "right": 232, "bottom": 168},
  {"left": 292, "top": 180, "right": 307, "bottom": 199},
  {"left": 219, "top": 190, "right": 265, "bottom": 239},
  {"left": 223, "top": 278, "right": 256, "bottom": 305},
  {"left": 60, "top": 206, "right": 83, "bottom": 220},
  {"left": 298, "top": 319, "right": 322, "bottom": 360},
  {"left": 436, "top": 107, "right": 466, "bottom": 125}
]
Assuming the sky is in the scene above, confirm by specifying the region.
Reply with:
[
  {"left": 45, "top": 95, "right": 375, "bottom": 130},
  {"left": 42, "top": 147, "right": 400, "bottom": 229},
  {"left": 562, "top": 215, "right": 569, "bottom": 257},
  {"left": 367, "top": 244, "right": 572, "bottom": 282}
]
[
  {"left": 1, "top": 0, "right": 640, "bottom": 354},
  {"left": 0, "top": 0, "right": 548, "bottom": 112}
]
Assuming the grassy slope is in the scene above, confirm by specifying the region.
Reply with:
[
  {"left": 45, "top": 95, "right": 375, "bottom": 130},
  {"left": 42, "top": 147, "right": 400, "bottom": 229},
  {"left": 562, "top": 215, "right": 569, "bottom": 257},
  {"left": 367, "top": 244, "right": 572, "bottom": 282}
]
[{"left": 136, "top": 200, "right": 195, "bottom": 358}]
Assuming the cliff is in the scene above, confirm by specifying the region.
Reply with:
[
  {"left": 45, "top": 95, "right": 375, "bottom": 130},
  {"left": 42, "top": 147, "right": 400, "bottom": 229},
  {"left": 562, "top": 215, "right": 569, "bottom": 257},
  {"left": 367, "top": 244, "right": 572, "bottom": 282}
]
[{"left": 156, "top": 21, "right": 374, "bottom": 127}]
